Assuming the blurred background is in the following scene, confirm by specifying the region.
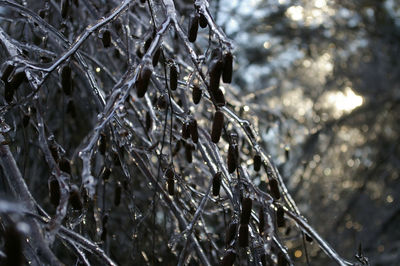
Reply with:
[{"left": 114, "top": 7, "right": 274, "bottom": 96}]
[{"left": 214, "top": 0, "right": 400, "bottom": 264}]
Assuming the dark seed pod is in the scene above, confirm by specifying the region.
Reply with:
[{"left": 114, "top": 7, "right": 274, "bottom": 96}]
[
  {"left": 102, "top": 30, "right": 111, "bottom": 48},
  {"left": 192, "top": 84, "right": 202, "bottom": 104},
  {"left": 227, "top": 143, "right": 238, "bottom": 173},
  {"left": 167, "top": 176, "right": 174, "bottom": 195},
  {"left": 136, "top": 65, "right": 152, "bottom": 98},
  {"left": 165, "top": 167, "right": 174, "bottom": 179},
  {"left": 285, "top": 226, "right": 291, "bottom": 236},
  {"left": 185, "top": 142, "right": 193, "bottom": 163},
  {"left": 238, "top": 224, "right": 249, "bottom": 247},
  {"left": 157, "top": 94, "right": 168, "bottom": 110},
  {"left": 145, "top": 111, "right": 152, "bottom": 132},
  {"left": 212, "top": 171, "right": 222, "bottom": 196},
  {"left": 209, "top": 59, "right": 223, "bottom": 94},
  {"left": 144, "top": 36, "right": 153, "bottom": 53},
  {"left": 276, "top": 206, "right": 285, "bottom": 228},
  {"left": 4, "top": 225, "right": 23, "bottom": 266},
  {"left": 49, "top": 144, "right": 59, "bottom": 162},
  {"left": 1, "top": 63, "right": 15, "bottom": 82},
  {"left": 181, "top": 122, "right": 190, "bottom": 139},
  {"left": 305, "top": 233, "right": 313, "bottom": 242},
  {"left": 222, "top": 52, "right": 233, "bottom": 84},
  {"left": 212, "top": 88, "right": 226, "bottom": 107},
  {"left": 225, "top": 222, "right": 237, "bottom": 246},
  {"left": 211, "top": 110, "right": 224, "bottom": 143},
  {"left": 59, "top": 158, "right": 71, "bottom": 174},
  {"left": 241, "top": 197, "right": 252, "bottom": 225},
  {"left": 284, "top": 146, "right": 290, "bottom": 161},
  {"left": 10, "top": 69, "right": 26, "bottom": 89},
  {"left": 114, "top": 183, "right": 122, "bottom": 206},
  {"left": 220, "top": 249, "right": 236, "bottom": 266},
  {"left": 152, "top": 48, "right": 161, "bottom": 67},
  {"left": 49, "top": 178, "right": 60, "bottom": 206},
  {"left": 99, "top": 133, "right": 107, "bottom": 155},
  {"left": 61, "top": 64, "right": 72, "bottom": 95},
  {"left": 269, "top": 178, "right": 281, "bottom": 200},
  {"left": 61, "top": 0, "right": 69, "bottom": 18},
  {"left": 188, "top": 14, "right": 199, "bottom": 43},
  {"left": 22, "top": 115, "right": 30, "bottom": 128},
  {"left": 101, "top": 168, "right": 111, "bottom": 181},
  {"left": 258, "top": 208, "right": 265, "bottom": 236},
  {"left": 69, "top": 185, "right": 83, "bottom": 210},
  {"left": 254, "top": 154, "right": 261, "bottom": 172},
  {"left": 169, "top": 64, "right": 178, "bottom": 91},
  {"left": 189, "top": 118, "right": 198, "bottom": 143},
  {"left": 199, "top": 13, "right": 208, "bottom": 28}
]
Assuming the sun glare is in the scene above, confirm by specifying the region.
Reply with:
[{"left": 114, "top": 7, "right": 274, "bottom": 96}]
[{"left": 327, "top": 87, "right": 363, "bottom": 112}]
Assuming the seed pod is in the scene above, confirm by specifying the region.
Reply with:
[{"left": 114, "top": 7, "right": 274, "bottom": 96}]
[
  {"left": 285, "top": 227, "right": 291, "bottom": 235},
  {"left": 192, "top": 84, "right": 202, "bottom": 104},
  {"left": 185, "top": 142, "right": 193, "bottom": 163},
  {"left": 276, "top": 206, "right": 285, "bottom": 228},
  {"left": 222, "top": 52, "right": 233, "bottom": 84},
  {"left": 61, "top": 64, "right": 72, "bottom": 95},
  {"left": 22, "top": 115, "right": 30, "bottom": 128},
  {"left": 305, "top": 233, "right": 313, "bottom": 242},
  {"left": 227, "top": 143, "right": 238, "bottom": 173},
  {"left": 49, "top": 178, "right": 60, "bottom": 206},
  {"left": 169, "top": 64, "right": 178, "bottom": 91},
  {"left": 114, "top": 183, "right": 122, "bottom": 206},
  {"left": 4, "top": 225, "right": 23, "bottom": 266},
  {"left": 61, "top": 0, "right": 69, "bottom": 18},
  {"left": 284, "top": 146, "right": 290, "bottom": 161},
  {"left": 99, "top": 133, "right": 107, "bottom": 155},
  {"left": 212, "top": 171, "right": 222, "bottom": 196},
  {"left": 101, "top": 168, "right": 111, "bottom": 181},
  {"left": 59, "top": 158, "right": 71, "bottom": 174},
  {"left": 144, "top": 36, "right": 153, "bottom": 53},
  {"left": 136, "top": 65, "right": 152, "bottom": 98},
  {"left": 69, "top": 185, "right": 83, "bottom": 210},
  {"left": 189, "top": 118, "right": 198, "bottom": 143},
  {"left": 9, "top": 68, "right": 26, "bottom": 88},
  {"left": 212, "top": 88, "right": 226, "bottom": 107},
  {"left": 152, "top": 48, "right": 161, "bottom": 67},
  {"left": 209, "top": 59, "right": 223, "bottom": 94},
  {"left": 165, "top": 167, "right": 174, "bottom": 179},
  {"left": 145, "top": 111, "right": 152, "bottom": 132},
  {"left": 181, "top": 122, "right": 190, "bottom": 139},
  {"left": 199, "top": 13, "right": 208, "bottom": 28},
  {"left": 225, "top": 222, "right": 237, "bottom": 246},
  {"left": 102, "top": 30, "right": 111, "bottom": 48},
  {"left": 238, "top": 224, "right": 249, "bottom": 247},
  {"left": 241, "top": 197, "right": 252, "bottom": 225},
  {"left": 254, "top": 154, "right": 261, "bottom": 172},
  {"left": 211, "top": 110, "right": 224, "bottom": 143},
  {"left": 167, "top": 176, "right": 174, "bottom": 196},
  {"left": 1, "top": 63, "right": 15, "bottom": 82},
  {"left": 188, "top": 14, "right": 199, "bottom": 43},
  {"left": 269, "top": 178, "right": 280, "bottom": 200},
  {"left": 259, "top": 208, "right": 265, "bottom": 236},
  {"left": 220, "top": 249, "right": 236, "bottom": 266}
]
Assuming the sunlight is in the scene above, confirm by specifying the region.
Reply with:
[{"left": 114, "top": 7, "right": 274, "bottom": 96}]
[
  {"left": 286, "top": 6, "right": 304, "bottom": 21},
  {"left": 327, "top": 87, "right": 363, "bottom": 112}
]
